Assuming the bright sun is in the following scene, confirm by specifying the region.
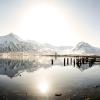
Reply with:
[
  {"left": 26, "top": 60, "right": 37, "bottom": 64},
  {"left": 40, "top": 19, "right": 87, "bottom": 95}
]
[
  {"left": 17, "top": 3, "right": 78, "bottom": 46},
  {"left": 38, "top": 81, "right": 49, "bottom": 94}
]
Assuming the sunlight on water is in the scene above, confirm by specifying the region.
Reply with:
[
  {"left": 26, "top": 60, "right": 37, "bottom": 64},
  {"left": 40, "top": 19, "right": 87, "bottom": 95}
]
[{"left": 37, "top": 81, "right": 49, "bottom": 94}]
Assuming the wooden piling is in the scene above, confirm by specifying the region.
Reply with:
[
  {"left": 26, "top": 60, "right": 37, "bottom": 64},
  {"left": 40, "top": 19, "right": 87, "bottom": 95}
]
[
  {"left": 67, "top": 58, "right": 69, "bottom": 65},
  {"left": 70, "top": 58, "right": 72, "bottom": 65},
  {"left": 64, "top": 58, "right": 66, "bottom": 66},
  {"left": 73, "top": 59, "right": 75, "bottom": 66},
  {"left": 51, "top": 59, "right": 54, "bottom": 65}
]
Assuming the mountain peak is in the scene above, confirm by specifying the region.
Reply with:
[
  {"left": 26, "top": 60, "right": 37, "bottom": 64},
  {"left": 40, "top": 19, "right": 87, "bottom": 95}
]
[
  {"left": 0, "top": 33, "right": 24, "bottom": 46},
  {"left": 5, "top": 33, "right": 22, "bottom": 41},
  {"left": 7, "top": 33, "right": 15, "bottom": 36},
  {"left": 76, "top": 41, "right": 91, "bottom": 48}
]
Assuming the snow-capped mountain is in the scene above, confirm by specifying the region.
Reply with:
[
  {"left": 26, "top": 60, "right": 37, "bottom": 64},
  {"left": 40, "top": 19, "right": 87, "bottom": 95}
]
[
  {"left": 0, "top": 33, "right": 100, "bottom": 55},
  {"left": 72, "top": 41, "right": 100, "bottom": 55},
  {"left": 0, "top": 33, "right": 72, "bottom": 53},
  {"left": 0, "top": 33, "right": 37, "bottom": 52},
  {"left": 0, "top": 33, "right": 22, "bottom": 43}
]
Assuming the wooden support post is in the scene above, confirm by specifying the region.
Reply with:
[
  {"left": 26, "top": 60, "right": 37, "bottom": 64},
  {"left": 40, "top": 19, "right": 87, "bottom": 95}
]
[
  {"left": 67, "top": 58, "right": 69, "bottom": 65},
  {"left": 73, "top": 59, "right": 75, "bottom": 67},
  {"left": 64, "top": 58, "right": 66, "bottom": 66},
  {"left": 70, "top": 58, "right": 72, "bottom": 65},
  {"left": 51, "top": 59, "right": 54, "bottom": 65}
]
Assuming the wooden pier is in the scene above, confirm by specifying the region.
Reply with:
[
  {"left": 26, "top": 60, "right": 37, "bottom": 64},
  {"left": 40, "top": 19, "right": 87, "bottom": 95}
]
[
  {"left": 43, "top": 54, "right": 100, "bottom": 62},
  {"left": 45, "top": 54, "right": 100, "bottom": 67}
]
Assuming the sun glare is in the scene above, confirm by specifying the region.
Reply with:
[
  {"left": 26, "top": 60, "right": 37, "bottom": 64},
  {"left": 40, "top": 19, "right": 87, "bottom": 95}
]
[
  {"left": 38, "top": 81, "right": 49, "bottom": 94},
  {"left": 17, "top": 3, "right": 78, "bottom": 46}
]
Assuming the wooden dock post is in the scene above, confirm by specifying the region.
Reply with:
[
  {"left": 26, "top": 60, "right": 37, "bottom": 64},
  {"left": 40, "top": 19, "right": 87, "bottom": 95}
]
[
  {"left": 73, "top": 59, "right": 75, "bottom": 66},
  {"left": 82, "top": 57, "right": 85, "bottom": 64},
  {"left": 86, "top": 57, "right": 88, "bottom": 62},
  {"left": 70, "top": 58, "right": 72, "bottom": 65},
  {"left": 64, "top": 58, "right": 66, "bottom": 66},
  {"left": 67, "top": 58, "right": 69, "bottom": 65},
  {"left": 51, "top": 59, "right": 54, "bottom": 65}
]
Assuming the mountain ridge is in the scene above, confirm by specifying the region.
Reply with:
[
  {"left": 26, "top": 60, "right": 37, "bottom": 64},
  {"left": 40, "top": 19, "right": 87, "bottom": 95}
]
[{"left": 0, "top": 33, "right": 100, "bottom": 55}]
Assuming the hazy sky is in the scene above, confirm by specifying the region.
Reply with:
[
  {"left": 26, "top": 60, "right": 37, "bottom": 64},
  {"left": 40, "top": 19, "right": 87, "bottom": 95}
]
[{"left": 0, "top": 0, "right": 100, "bottom": 47}]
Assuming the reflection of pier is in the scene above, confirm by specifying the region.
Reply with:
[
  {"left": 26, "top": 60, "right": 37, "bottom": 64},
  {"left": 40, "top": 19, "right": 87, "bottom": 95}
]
[{"left": 49, "top": 54, "right": 100, "bottom": 67}]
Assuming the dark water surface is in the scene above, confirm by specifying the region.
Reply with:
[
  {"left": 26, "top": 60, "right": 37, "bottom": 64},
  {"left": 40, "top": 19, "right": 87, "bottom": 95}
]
[{"left": 0, "top": 57, "right": 100, "bottom": 100}]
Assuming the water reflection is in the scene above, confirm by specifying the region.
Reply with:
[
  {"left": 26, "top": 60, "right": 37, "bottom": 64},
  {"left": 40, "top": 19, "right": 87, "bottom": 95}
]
[
  {"left": 50, "top": 56, "right": 98, "bottom": 71},
  {"left": 0, "top": 57, "right": 97, "bottom": 78},
  {"left": 0, "top": 57, "right": 99, "bottom": 83},
  {"left": 0, "top": 58, "right": 52, "bottom": 78},
  {"left": 0, "top": 59, "right": 36, "bottom": 78},
  {"left": 0, "top": 57, "right": 100, "bottom": 99}
]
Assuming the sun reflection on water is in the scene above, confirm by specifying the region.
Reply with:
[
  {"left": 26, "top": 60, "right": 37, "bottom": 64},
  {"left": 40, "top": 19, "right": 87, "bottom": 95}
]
[{"left": 37, "top": 81, "right": 49, "bottom": 94}]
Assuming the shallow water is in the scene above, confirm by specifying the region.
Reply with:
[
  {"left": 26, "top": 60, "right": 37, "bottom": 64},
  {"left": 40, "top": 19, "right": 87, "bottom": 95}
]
[{"left": 0, "top": 57, "right": 100, "bottom": 100}]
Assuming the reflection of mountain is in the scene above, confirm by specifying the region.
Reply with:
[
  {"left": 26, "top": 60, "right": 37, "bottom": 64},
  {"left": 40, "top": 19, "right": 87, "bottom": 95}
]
[
  {"left": 0, "top": 59, "right": 52, "bottom": 78},
  {"left": 76, "top": 64, "right": 93, "bottom": 71},
  {"left": 0, "top": 59, "right": 37, "bottom": 78}
]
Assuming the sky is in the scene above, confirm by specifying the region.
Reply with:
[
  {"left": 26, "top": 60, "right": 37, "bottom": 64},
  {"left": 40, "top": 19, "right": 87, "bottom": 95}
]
[{"left": 0, "top": 0, "right": 100, "bottom": 47}]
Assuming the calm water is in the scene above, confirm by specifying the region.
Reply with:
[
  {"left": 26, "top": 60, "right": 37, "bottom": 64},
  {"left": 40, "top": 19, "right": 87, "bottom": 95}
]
[{"left": 0, "top": 57, "right": 100, "bottom": 100}]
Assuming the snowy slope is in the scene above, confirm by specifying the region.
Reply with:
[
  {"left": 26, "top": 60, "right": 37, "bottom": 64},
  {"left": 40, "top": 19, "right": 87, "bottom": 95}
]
[
  {"left": 0, "top": 33, "right": 37, "bottom": 52},
  {"left": 43, "top": 43, "right": 73, "bottom": 50},
  {"left": 72, "top": 41, "right": 100, "bottom": 55},
  {"left": 0, "top": 33, "right": 22, "bottom": 45},
  {"left": 38, "top": 43, "right": 73, "bottom": 55}
]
